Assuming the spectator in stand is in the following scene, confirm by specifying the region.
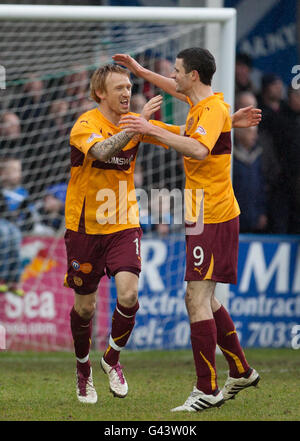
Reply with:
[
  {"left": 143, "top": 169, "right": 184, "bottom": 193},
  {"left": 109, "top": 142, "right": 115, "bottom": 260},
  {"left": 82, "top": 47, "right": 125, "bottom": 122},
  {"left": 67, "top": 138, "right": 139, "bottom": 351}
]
[
  {"left": 15, "top": 73, "right": 50, "bottom": 133},
  {"left": 0, "top": 184, "right": 24, "bottom": 297},
  {"left": 49, "top": 99, "right": 70, "bottom": 136},
  {"left": 257, "top": 73, "right": 286, "bottom": 115},
  {"left": 75, "top": 98, "right": 96, "bottom": 119},
  {"left": 0, "top": 112, "right": 39, "bottom": 200},
  {"left": 0, "top": 157, "right": 34, "bottom": 233},
  {"left": 0, "top": 111, "right": 23, "bottom": 155},
  {"left": 33, "top": 183, "right": 67, "bottom": 237},
  {"left": 9, "top": 75, "right": 52, "bottom": 198},
  {"left": 64, "top": 64, "right": 89, "bottom": 100},
  {"left": 21, "top": 97, "right": 70, "bottom": 200},
  {"left": 235, "top": 90, "right": 257, "bottom": 111},
  {"left": 281, "top": 86, "right": 300, "bottom": 233},
  {"left": 130, "top": 93, "right": 147, "bottom": 114},
  {"left": 235, "top": 53, "right": 256, "bottom": 95},
  {"left": 233, "top": 126, "right": 268, "bottom": 233},
  {"left": 44, "top": 99, "right": 72, "bottom": 185},
  {"left": 257, "top": 73, "right": 289, "bottom": 233},
  {"left": 63, "top": 64, "right": 90, "bottom": 120}
]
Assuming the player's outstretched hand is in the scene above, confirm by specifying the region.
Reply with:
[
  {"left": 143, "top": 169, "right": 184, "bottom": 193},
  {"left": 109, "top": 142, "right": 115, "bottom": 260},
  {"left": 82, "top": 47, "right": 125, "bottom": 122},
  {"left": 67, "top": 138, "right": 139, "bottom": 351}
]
[
  {"left": 121, "top": 115, "right": 152, "bottom": 135},
  {"left": 140, "top": 95, "right": 163, "bottom": 120},
  {"left": 232, "top": 105, "right": 262, "bottom": 128},
  {"left": 112, "top": 54, "right": 142, "bottom": 76}
]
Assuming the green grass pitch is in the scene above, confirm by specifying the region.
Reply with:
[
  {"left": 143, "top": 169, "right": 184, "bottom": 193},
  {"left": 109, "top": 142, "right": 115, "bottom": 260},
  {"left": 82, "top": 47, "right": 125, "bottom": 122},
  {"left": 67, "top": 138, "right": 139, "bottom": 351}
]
[{"left": 0, "top": 348, "right": 299, "bottom": 421}]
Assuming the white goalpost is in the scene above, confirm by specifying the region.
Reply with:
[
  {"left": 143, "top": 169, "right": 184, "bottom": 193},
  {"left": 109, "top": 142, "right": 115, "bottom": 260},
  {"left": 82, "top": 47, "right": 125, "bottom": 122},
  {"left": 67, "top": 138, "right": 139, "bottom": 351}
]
[{"left": 0, "top": 4, "right": 236, "bottom": 351}]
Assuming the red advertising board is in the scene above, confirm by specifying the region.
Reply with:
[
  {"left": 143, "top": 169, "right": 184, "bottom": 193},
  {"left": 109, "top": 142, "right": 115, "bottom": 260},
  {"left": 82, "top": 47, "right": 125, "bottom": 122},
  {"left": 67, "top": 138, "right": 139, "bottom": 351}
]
[{"left": 0, "top": 237, "right": 110, "bottom": 351}]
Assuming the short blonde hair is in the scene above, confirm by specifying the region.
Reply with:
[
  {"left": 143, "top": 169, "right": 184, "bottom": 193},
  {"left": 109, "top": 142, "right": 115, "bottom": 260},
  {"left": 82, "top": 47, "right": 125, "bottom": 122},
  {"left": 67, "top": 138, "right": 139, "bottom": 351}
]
[{"left": 90, "top": 64, "right": 130, "bottom": 104}]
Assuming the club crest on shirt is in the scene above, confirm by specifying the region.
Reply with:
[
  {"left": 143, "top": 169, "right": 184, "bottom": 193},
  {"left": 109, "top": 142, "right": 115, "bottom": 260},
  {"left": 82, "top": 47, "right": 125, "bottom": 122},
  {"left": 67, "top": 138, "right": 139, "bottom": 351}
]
[
  {"left": 187, "top": 117, "right": 194, "bottom": 131},
  {"left": 196, "top": 125, "right": 207, "bottom": 135},
  {"left": 87, "top": 133, "right": 103, "bottom": 143}
]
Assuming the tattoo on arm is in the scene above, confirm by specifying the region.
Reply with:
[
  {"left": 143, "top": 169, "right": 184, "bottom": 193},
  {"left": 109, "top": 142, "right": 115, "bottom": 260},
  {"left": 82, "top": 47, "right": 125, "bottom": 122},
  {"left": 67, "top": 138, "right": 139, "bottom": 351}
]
[{"left": 89, "top": 131, "right": 133, "bottom": 161}]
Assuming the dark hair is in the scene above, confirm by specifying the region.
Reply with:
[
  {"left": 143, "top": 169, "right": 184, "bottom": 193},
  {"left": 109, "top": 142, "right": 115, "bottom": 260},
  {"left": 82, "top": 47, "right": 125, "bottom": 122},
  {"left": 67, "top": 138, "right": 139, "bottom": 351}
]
[
  {"left": 261, "top": 73, "right": 281, "bottom": 91},
  {"left": 176, "top": 47, "right": 216, "bottom": 85},
  {"left": 236, "top": 53, "right": 252, "bottom": 68}
]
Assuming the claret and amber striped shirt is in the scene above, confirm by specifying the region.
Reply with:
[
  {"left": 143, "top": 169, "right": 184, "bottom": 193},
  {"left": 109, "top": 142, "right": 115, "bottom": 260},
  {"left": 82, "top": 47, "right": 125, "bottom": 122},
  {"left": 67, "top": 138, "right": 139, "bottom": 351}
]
[
  {"left": 65, "top": 107, "right": 180, "bottom": 235},
  {"left": 183, "top": 93, "right": 240, "bottom": 224}
]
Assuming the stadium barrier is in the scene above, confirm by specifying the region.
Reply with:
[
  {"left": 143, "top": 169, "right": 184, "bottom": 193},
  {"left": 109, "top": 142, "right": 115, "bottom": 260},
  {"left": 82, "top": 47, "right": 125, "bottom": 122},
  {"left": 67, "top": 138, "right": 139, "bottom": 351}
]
[{"left": 0, "top": 234, "right": 299, "bottom": 350}]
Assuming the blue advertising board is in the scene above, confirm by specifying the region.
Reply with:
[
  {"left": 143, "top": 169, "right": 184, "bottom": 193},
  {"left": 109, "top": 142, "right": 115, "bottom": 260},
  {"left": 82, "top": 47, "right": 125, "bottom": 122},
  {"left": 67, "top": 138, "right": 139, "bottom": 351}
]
[
  {"left": 225, "top": 0, "right": 299, "bottom": 86},
  {"left": 228, "top": 235, "right": 300, "bottom": 348},
  {"left": 109, "top": 234, "right": 300, "bottom": 349},
  {"left": 110, "top": 237, "right": 189, "bottom": 350}
]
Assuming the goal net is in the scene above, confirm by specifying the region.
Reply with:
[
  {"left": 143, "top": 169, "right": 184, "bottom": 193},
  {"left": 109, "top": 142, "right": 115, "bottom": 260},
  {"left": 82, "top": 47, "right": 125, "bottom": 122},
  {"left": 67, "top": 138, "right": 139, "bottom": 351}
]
[{"left": 0, "top": 5, "right": 236, "bottom": 351}]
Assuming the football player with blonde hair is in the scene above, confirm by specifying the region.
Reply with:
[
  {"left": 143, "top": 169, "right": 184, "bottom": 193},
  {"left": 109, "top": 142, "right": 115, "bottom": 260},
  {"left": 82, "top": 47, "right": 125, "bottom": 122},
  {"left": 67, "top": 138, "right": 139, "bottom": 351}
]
[{"left": 65, "top": 63, "right": 167, "bottom": 403}]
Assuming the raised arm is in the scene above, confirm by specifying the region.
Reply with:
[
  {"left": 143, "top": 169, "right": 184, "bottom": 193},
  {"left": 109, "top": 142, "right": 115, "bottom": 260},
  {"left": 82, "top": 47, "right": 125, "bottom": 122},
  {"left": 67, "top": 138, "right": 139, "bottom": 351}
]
[{"left": 112, "top": 53, "right": 188, "bottom": 103}]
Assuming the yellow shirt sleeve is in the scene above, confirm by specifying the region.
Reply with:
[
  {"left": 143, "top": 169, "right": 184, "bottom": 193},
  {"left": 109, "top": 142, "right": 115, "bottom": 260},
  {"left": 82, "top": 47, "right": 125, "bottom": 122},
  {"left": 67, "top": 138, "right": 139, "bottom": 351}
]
[
  {"left": 149, "top": 120, "right": 181, "bottom": 134},
  {"left": 70, "top": 118, "right": 104, "bottom": 156},
  {"left": 141, "top": 120, "right": 181, "bottom": 149},
  {"left": 190, "top": 103, "right": 229, "bottom": 152}
]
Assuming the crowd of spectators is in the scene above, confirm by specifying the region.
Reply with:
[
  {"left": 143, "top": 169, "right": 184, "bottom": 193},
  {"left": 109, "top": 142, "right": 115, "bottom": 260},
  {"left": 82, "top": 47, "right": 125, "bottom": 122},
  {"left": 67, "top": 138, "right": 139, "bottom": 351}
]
[{"left": 233, "top": 53, "right": 300, "bottom": 235}]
